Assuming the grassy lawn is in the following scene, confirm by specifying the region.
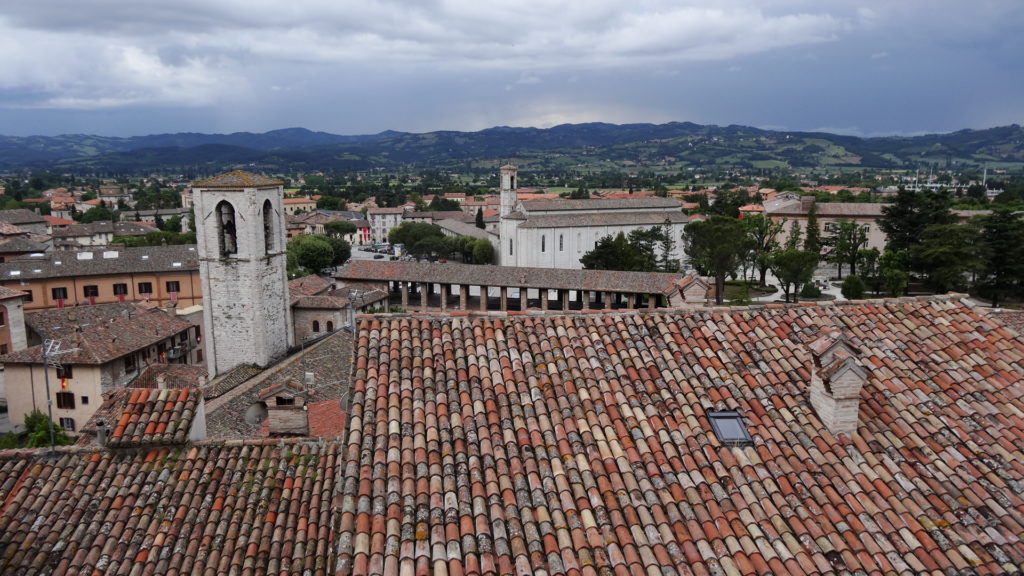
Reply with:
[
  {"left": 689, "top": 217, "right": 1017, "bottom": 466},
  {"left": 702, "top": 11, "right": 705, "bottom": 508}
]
[{"left": 723, "top": 281, "right": 776, "bottom": 304}]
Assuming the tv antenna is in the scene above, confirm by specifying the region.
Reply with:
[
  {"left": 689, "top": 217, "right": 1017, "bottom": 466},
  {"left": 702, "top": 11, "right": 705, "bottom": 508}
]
[{"left": 42, "top": 339, "right": 80, "bottom": 453}]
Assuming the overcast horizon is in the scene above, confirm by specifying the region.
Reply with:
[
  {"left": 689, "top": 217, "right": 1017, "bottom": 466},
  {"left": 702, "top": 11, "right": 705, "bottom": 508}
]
[{"left": 1, "top": 1, "right": 1021, "bottom": 139}]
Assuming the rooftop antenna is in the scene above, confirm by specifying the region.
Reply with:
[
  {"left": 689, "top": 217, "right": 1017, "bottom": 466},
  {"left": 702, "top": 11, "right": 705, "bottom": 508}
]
[{"left": 42, "top": 339, "right": 80, "bottom": 454}]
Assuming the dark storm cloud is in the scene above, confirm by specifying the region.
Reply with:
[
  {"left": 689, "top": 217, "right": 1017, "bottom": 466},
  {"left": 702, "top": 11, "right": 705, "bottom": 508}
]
[{"left": 0, "top": 1, "right": 1020, "bottom": 137}]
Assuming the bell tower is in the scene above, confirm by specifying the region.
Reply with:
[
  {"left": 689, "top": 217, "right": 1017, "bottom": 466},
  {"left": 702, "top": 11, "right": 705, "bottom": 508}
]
[{"left": 192, "top": 170, "right": 293, "bottom": 377}]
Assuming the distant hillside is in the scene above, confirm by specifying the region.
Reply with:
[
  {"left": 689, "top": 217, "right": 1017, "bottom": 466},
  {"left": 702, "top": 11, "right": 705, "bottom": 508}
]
[{"left": 1, "top": 123, "right": 1022, "bottom": 175}]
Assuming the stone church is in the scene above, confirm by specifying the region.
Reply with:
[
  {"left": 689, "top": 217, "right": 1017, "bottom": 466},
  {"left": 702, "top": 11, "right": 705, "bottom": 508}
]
[{"left": 496, "top": 165, "right": 690, "bottom": 269}]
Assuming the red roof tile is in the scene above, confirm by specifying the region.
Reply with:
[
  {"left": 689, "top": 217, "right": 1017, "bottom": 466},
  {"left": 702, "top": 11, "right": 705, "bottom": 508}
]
[{"left": 337, "top": 296, "right": 1024, "bottom": 575}]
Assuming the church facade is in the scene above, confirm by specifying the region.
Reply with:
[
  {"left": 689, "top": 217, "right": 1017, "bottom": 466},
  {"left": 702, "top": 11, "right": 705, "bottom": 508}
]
[{"left": 496, "top": 165, "right": 690, "bottom": 269}]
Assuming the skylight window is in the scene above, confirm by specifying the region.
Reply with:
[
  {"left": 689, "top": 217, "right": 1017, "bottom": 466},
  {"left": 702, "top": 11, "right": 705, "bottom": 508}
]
[{"left": 708, "top": 411, "right": 753, "bottom": 446}]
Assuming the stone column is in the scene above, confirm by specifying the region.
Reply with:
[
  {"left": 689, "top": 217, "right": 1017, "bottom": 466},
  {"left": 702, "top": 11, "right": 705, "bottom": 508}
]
[
  {"left": 459, "top": 285, "right": 468, "bottom": 310},
  {"left": 480, "top": 286, "right": 488, "bottom": 311},
  {"left": 520, "top": 288, "right": 528, "bottom": 311},
  {"left": 440, "top": 284, "right": 448, "bottom": 311},
  {"left": 500, "top": 287, "right": 508, "bottom": 311},
  {"left": 541, "top": 289, "right": 549, "bottom": 311},
  {"left": 400, "top": 282, "right": 409, "bottom": 308},
  {"left": 561, "top": 289, "right": 569, "bottom": 311},
  {"left": 605, "top": 292, "right": 615, "bottom": 310},
  {"left": 648, "top": 293, "right": 657, "bottom": 309},
  {"left": 626, "top": 294, "right": 635, "bottom": 309},
  {"left": 420, "top": 283, "right": 429, "bottom": 310}
]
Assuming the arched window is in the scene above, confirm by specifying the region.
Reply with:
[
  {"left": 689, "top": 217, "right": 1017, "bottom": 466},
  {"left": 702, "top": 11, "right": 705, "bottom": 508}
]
[
  {"left": 541, "top": 235, "right": 546, "bottom": 252},
  {"left": 327, "top": 321, "right": 334, "bottom": 332},
  {"left": 263, "top": 199, "right": 275, "bottom": 254},
  {"left": 509, "top": 239, "right": 513, "bottom": 256},
  {"left": 312, "top": 320, "right": 320, "bottom": 333},
  {"left": 559, "top": 234, "right": 564, "bottom": 251},
  {"left": 216, "top": 201, "right": 238, "bottom": 256},
  {"left": 510, "top": 175, "right": 516, "bottom": 189}
]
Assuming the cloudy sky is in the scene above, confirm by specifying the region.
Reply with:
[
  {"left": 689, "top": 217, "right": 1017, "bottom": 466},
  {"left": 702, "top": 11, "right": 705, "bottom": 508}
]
[{"left": 1, "top": 0, "right": 1021, "bottom": 137}]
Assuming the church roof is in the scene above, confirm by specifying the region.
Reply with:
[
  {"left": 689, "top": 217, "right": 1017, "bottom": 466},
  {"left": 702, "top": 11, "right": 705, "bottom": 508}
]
[
  {"left": 0, "top": 245, "right": 198, "bottom": 280},
  {"left": 523, "top": 197, "right": 683, "bottom": 212},
  {"left": 519, "top": 211, "right": 690, "bottom": 229},
  {"left": 192, "top": 170, "right": 282, "bottom": 189}
]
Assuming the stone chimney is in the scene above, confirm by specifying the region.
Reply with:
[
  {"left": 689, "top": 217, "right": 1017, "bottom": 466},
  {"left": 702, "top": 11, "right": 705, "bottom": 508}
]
[
  {"left": 258, "top": 379, "right": 309, "bottom": 436},
  {"left": 800, "top": 195, "right": 816, "bottom": 212},
  {"left": 808, "top": 331, "right": 867, "bottom": 436}
]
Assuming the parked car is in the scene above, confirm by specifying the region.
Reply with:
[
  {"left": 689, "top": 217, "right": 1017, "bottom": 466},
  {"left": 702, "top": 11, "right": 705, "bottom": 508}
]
[{"left": 373, "top": 254, "right": 384, "bottom": 259}]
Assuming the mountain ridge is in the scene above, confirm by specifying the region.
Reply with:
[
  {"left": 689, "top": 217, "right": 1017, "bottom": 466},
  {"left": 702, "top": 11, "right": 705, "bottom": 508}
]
[{"left": 1, "top": 122, "right": 1021, "bottom": 174}]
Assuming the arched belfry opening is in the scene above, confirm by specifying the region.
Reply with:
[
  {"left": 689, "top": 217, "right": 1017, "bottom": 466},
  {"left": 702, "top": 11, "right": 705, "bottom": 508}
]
[
  {"left": 263, "top": 199, "right": 276, "bottom": 254},
  {"left": 217, "top": 200, "right": 238, "bottom": 256}
]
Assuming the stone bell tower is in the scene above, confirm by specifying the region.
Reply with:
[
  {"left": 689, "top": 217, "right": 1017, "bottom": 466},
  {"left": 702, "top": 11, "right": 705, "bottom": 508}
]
[{"left": 192, "top": 170, "right": 293, "bottom": 377}]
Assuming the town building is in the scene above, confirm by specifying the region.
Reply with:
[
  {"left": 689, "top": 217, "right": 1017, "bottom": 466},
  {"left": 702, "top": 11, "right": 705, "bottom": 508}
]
[
  {"left": 51, "top": 220, "right": 156, "bottom": 249},
  {"left": 0, "top": 209, "right": 48, "bottom": 236},
  {"left": 0, "top": 286, "right": 27, "bottom": 358},
  {"left": 289, "top": 274, "right": 388, "bottom": 342},
  {"left": 366, "top": 206, "right": 406, "bottom": 244},
  {"left": 335, "top": 260, "right": 710, "bottom": 312},
  {"left": 0, "top": 303, "right": 198, "bottom": 433},
  {"left": 130, "top": 207, "right": 192, "bottom": 231},
  {"left": 0, "top": 245, "right": 201, "bottom": 312},
  {"left": 192, "top": 170, "right": 293, "bottom": 377},
  {"left": 497, "top": 165, "right": 689, "bottom": 269},
  {"left": 282, "top": 196, "right": 317, "bottom": 215}
]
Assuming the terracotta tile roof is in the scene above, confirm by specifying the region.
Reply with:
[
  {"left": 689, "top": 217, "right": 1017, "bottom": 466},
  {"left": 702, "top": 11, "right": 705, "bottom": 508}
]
[
  {"left": 78, "top": 387, "right": 202, "bottom": 448},
  {"left": 3, "top": 305, "right": 192, "bottom": 365},
  {"left": 0, "top": 244, "right": 198, "bottom": 280},
  {"left": 289, "top": 274, "right": 332, "bottom": 303},
  {"left": 132, "top": 363, "right": 209, "bottom": 389},
  {"left": 201, "top": 363, "right": 264, "bottom": 399},
  {"left": 0, "top": 221, "right": 26, "bottom": 235},
  {"left": 337, "top": 296, "right": 1024, "bottom": 575},
  {"left": 43, "top": 215, "right": 76, "bottom": 226},
  {"left": 283, "top": 196, "right": 316, "bottom": 204},
  {"left": 307, "top": 399, "right": 347, "bottom": 437},
  {"left": 204, "top": 330, "right": 354, "bottom": 439},
  {"left": 519, "top": 210, "right": 689, "bottom": 229},
  {"left": 0, "top": 236, "right": 49, "bottom": 253},
  {"left": 0, "top": 285, "right": 27, "bottom": 300},
  {"left": 367, "top": 207, "right": 406, "bottom": 215},
  {"left": 0, "top": 438, "right": 339, "bottom": 574},
  {"left": 52, "top": 220, "right": 155, "bottom": 238},
  {"left": 337, "top": 260, "right": 690, "bottom": 295},
  {"left": 0, "top": 209, "right": 46, "bottom": 225},
  {"left": 523, "top": 197, "right": 682, "bottom": 212},
  {"left": 192, "top": 169, "right": 282, "bottom": 188}
]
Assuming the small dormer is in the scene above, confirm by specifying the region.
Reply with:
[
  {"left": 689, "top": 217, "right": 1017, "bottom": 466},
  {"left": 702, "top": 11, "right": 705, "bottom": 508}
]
[
  {"left": 808, "top": 331, "right": 867, "bottom": 437},
  {"left": 258, "top": 379, "right": 308, "bottom": 435}
]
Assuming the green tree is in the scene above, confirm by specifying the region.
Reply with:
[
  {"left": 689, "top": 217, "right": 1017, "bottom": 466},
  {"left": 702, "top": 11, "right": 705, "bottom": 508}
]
[
  {"left": 879, "top": 250, "right": 909, "bottom": 296},
  {"left": 323, "top": 235, "right": 352, "bottom": 266},
  {"left": 287, "top": 234, "right": 335, "bottom": 276},
  {"left": 389, "top": 222, "right": 446, "bottom": 258},
  {"left": 827, "top": 220, "right": 869, "bottom": 278},
  {"left": 324, "top": 220, "right": 357, "bottom": 238},
  {"left": 785, "top": 221, "right": 802, "bottom": 250},
  {"left": 317, "top": 196, "right": 347, "bottom": 211},
  {"left": 627, "top": 227, "right": 663, "bottom": 272},
  {"left": 80, "top": 205, "right": 116, "bottom": 223},
  {"left": 428, "top": 196, "right": 461, "bottom": 211},
  {"left": 657, "top": 221, "right": 680, "bottom": 273},
  {"left": 475, "top": 208, "right": 485, "bottom": 229},
  {"left": 684, "top": 216, "right": 751, "bottom": 305},
  {"left": 804, "top": 203, "right": 821, "bottom": 254},
  {"left": 163, "top": 215, "right": 182, "bottom": 233},
  {"left": 841, "top": 275, "right": 866, "bottom": 300},
  {"left": 24, "top": 410, "right": 73, "bottom": 448},
  {"left": 581, "top": 232, "right": 643, "bottom": 271},
  {"left": 879, "top": 188, "right": 955, "bottom": 259},
  {"left": 915, "top": 222, "right": 979, "bottom": 293},
  {"left": 769, "top": 249, "right": 819, "bottom": 303},
  {"left": 472, "top": 239, "right": 494, "bottom": 264},
  {"left": 977, "top": 208, "right": 1024, "bottom": 307},
  {"left": 744, "top": 214, "right": 784, "bottom": 286}
]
